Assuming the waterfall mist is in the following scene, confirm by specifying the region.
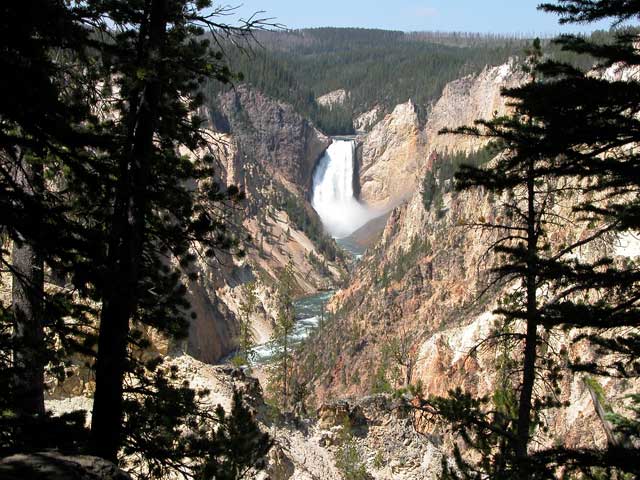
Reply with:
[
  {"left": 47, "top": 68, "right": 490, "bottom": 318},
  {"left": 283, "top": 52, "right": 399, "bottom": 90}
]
[{"left": 312, "top": 139, "right": 378, "bottom": 238}]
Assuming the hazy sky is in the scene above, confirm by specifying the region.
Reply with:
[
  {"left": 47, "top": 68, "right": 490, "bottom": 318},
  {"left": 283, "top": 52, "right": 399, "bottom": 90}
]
[{"left": 225, "top": 1, "right": 614, "bottom": 35}]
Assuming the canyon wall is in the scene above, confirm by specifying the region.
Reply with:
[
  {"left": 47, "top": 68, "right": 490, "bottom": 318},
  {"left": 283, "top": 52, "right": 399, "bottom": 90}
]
[
  {"left": 300, "top": 59, "right": 636, "bottom": 458},
  {"left": 303, "top": 172, "right": 635, "bottom": 456},
  {"left": 358, "top": 100, "right": 425, "bottom": 210},
  {"left": 216, "top": 86, "right": 331, "bottom": 192},
  {"left": 181, "top": 86, "right": 346, "bottom": 363},
  {"left": 425, "top": 58, "right": 527, "bottom": 154},
  {"left": 40, "top": 85, "right": 345, "bottom": 383},
  {"left": 356, "top": 60, "right": 526, "bottom": 212}
]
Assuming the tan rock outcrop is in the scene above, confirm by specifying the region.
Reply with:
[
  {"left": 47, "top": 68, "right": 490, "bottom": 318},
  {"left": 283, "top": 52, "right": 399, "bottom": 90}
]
[
  {"left": 357, "top": 60, "right": 525, "bottom": 211},
  {"left": 425, "top": 59, "right": 527, "bottom": 155},
  {"left": 317, "top": 89, "right": 350, "bottom": 109},
  {"left": 358, "top": 100, "right": 426, "bottom": 210},
  {"left": 354, "top": 106, "right": 382, "bottom": 133}
]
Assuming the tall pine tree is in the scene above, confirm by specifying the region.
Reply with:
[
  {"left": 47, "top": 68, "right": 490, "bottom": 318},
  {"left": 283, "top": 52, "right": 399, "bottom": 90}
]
[{"left": 417, "top": 2, "right": 640, "bottom": 477}]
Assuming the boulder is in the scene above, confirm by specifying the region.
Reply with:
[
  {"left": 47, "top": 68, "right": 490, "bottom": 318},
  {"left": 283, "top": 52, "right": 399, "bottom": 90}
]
[{"left": 0, "top": 452, "right": 131, "bottom": 480}]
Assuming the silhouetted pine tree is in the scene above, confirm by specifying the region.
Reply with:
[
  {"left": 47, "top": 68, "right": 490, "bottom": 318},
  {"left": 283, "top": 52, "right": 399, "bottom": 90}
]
[
  {"left": 0, "top": 0, "right": 102, "bottom": 451},
  {"left": 417, "top": 2, "right": 640, "bottom": 477},
  {"left": 48, "top": 1, "right": 274, "bottom": 470},
  {"left": 198, "top": 389, "right": 272, "bottom": 480},
  {"left": 415, "top": 40, "right": 574, "bottom": 479},
  {"left": 523, "top": 1, "right": 640, "bottom": 476},
  {"left": 1, "top": 1, "right": 273, "bottom": 476}
]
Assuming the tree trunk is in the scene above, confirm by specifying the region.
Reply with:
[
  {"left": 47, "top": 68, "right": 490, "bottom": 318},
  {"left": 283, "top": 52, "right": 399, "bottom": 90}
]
[
  {"left": 89, "top": 0, "right": 168, "bottom": 462},
  {"left": 283, "top": 332, "right": 289, "bottom": 408},
  {"left": 515, "top": 160, "right": 538, "bottom": 469},
  {"left": 11, "top": 157, "right": 45, "bottom": 418}
]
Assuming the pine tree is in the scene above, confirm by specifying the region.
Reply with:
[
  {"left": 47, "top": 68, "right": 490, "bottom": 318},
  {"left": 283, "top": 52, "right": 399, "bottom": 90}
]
[
  {"left": 270, "top": 260, "right": 297, "bottom": 409},
  {"left": 10, "top": 154, "right": 45, "bottom": 419},
  {"left": 236, "top": 280, "right": 258, "bottom": 367},
  {"left": 0, "top": 0, "right": 100, "bottom": 450},
  {"left": 418, "top": 2, "right": 640, "bottom": 476},
  {"left": 520, "top": 1, "right": 640, "bottom": 475},
  {"left": 199, "top": 389, "right": 272, "bottom": 480},
  {"left": 1, "top": 0, "right": 273, "bottom": 473},
  {"left": 415, "top": 40, "right": 579, "bottom": 478},
  {"left": 65, "top": 0, "right": 256, "bottom": 461}
]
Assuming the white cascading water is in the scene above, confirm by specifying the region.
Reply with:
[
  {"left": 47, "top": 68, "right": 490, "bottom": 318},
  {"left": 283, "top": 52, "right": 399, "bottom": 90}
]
[{"left": 312, "top": 139, "right": 377, "bottom": 238}]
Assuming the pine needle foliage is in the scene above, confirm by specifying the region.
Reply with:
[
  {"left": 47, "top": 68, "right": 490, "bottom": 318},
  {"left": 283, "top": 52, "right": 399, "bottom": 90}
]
[{"left": 415, "top": 2, "right": 640, "bottom": 477}]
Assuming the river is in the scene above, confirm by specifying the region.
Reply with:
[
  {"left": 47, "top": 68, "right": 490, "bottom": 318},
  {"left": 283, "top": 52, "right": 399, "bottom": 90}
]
[
  {"left": 250, "top": 290, "right": 334, "bottom": 364},
  {"left": 250, "top": 138, "right": 370, "bottom": 364}
]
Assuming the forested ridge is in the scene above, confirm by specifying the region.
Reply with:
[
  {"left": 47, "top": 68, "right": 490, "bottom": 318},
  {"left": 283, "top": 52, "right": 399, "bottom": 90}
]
[{"left": 206, "top": 27, "right": 610, "bottom": 135}]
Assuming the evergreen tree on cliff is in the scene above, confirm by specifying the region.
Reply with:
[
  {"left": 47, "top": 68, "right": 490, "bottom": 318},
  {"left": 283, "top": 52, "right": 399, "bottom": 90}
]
[
  {"left": 270, "top": 260, "right": 297, "bottom": 409},
  {"left": 0, "top": 0, "right": 101, "bottom": 449},
  {"left": 417, "top": 39, "right": 572, "bottom": 479},
  {"left": 418, "top": 2, "right": 640, "bottom": 478},
  {"left": 1, "top": 1, "right": 273, "bottom": 474},
  {"left": 528, "top": 0, "right": 640, "bottom": 474}
]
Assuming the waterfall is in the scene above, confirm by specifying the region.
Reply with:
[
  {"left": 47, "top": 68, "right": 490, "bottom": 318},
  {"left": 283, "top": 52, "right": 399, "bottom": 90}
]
[{"left": 312, "top": 139, "right": 377, "bottom": 238}]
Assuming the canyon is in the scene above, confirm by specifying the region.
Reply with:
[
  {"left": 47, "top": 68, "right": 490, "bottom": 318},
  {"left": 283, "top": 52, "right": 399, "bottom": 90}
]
[
  {"left": 5, "top": 4, "right": 640, "bottom": 478},
  {"left": 33, "top": 53, "right": 638, "bottom": 479}
]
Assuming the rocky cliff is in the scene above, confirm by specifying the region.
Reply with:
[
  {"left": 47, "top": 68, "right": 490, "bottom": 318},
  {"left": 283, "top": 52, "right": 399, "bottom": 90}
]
[
  {"left": 317, "top": 89, "right": 350, "bottom": 109},
  {"left": 180, "top": 85, "right": 346, "bottom": 363},
  {"left": 356, "top": 60, "right": 526, "bottom": 211},
  {"left": 216, "top": 86, "right": 331, "bottom": 192},
  {"left": 354, "top": 106, "right": 382, "bottom": 133},
  {"left": 297, "top": 59, "right": 637, "bottom": 461},
  {"left": 37, "top": 85, "right": 345, "bottom": 390},
  {"left": 424, "top": 58, "right": 527, "bottom": 155},
  {"left": 357, "top": 100, "right": 425, "bottom": 210}
]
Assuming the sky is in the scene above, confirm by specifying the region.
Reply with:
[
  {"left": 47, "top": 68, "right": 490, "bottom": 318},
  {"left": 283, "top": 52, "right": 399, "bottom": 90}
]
[{"left": 223, "top": 0, "right": 615, "bottom": 35}]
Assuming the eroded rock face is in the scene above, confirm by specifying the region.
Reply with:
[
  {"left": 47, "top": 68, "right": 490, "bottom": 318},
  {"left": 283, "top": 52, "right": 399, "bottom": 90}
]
[
  {"left": 317, "top": 89, "right": 350, "bottom": 109},
  {"left": 0, "top": 452, "right": 131, "bottom": 480},
  {"left": 317, "top": 399, "right": 367, "bottom": 430},
  {"left": 358, "top": 100, "right": 426, "bottom": 210},
  {"left": 307, "top": 169, "right": 637, "bottom": 456},
  {"left": 357, "top": 60, "right": 525, "bottom": 211},
  {"left": 217, "top": 85, "right": 330, "bottom": 191},
  {"left": 425, "top": 59, "right": 527, "bottom": 155},
  {"left": 354, "top": 106, "right": 382, "bottom": 133},
  {"left": 315, "top": 395, "right": 442, "bottom": 480},
  {"left": 171, "top": 86, "right": 344, "bottom": 363}
]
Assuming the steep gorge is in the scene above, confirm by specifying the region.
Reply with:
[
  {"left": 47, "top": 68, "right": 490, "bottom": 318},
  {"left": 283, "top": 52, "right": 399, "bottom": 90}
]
[
  {"left": 182, "top": 85, "right": 351, "bottom": 363},
  {"left": 296, "top": 58, "right": 638, "bottom": 462},
  {"left": 290, "top": 60, "right": 529, "bottom": 402},
  {"left": 41, "top": 84, "right": 350, "bottom": 399},
  {"left": 34, "top": 51, "right": 637, "bottom": 479}
]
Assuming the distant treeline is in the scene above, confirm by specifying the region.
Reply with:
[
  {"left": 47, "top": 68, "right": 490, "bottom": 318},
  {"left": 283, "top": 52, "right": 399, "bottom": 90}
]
[
  {"left": 404, "top": 31, "right": 548, "bottom": 48},
  {"left": 205, "top": 28, "right": 621, "bottom": 135}
]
